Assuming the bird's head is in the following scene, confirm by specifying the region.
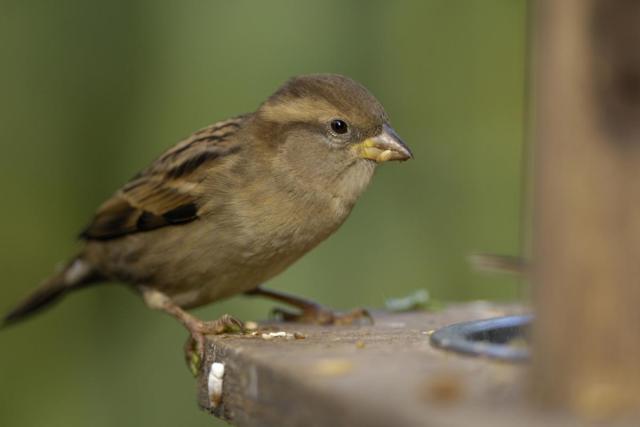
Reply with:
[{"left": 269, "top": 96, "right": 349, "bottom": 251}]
[
  {"left": 255, "top": 74, "right": 412, "bottom": 168},
  {"left": 247, "top": 74, "right": 411, "bottom": 210},
  {"left": 249, "top": 74, "right": 412, "bottom": 204}
]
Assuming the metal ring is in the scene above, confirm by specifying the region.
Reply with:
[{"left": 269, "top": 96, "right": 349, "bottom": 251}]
[{"left": 430, "top": 315, "right": 533, "bottom": 362}]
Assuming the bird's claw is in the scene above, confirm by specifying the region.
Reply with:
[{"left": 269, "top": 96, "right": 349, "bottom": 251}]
[
  {"left": 271, "top": 306, "right": 373, "bottom": 326},
  {"left": 183, "top": 314, "right": 246, "bottom": 376},
  {"left": 195, "top": 314, "right": 246, "bottom": 334}
]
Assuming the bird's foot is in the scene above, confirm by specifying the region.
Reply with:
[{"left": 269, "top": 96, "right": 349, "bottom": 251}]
[
  {"left": 272, "top": 305, "right": 373, "bottom": 326},
  {"left": 246, "top": 287, "right": 373, "bottom": 326},
  {"left": 184, "top": 314, "right": 245, "bottom": 376}
]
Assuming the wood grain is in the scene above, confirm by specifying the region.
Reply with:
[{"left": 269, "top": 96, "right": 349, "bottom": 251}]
[{"left": 532, "top": 0, "right": 640, "bottom": 417}]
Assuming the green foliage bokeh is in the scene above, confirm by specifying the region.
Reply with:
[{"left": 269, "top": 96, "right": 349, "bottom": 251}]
[{"left": 0, "top": 1, "right": 525, "bottom": 426}]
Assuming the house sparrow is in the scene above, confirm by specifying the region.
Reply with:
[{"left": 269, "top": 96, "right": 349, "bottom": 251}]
[{"left": 4, "top": 74, "right": 412, "bottom": 359}]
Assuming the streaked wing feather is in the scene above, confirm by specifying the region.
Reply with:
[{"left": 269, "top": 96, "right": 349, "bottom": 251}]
[{"left": 80, "top": 116, "right": 246, "bottom": 240}]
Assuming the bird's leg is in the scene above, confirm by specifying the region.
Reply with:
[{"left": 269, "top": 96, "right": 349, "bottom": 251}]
[
  {"left": 140, "top": 287, "right": 244, "bottom": 375},
  {"left": 245, "top": 287, "right": 373, "bottom": 325}
]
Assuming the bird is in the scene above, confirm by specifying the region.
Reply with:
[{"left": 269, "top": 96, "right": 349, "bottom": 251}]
[{"left": 4, "top": 74, "right": 412, "bottom": 363}]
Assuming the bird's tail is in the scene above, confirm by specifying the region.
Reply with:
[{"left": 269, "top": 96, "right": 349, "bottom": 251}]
[{"left": 3, "top": 256, "right": 102, "bottom": 327}]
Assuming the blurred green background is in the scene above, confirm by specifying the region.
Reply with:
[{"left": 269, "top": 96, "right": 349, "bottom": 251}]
[{"left": 0, "top": 1, "right": 525, "bottom": 426}]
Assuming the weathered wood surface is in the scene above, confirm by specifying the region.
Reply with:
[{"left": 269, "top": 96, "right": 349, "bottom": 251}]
[
  {"left": 196, "top": 303, "right": 636, "bottom": 427},
  {"left": 532, "top": 0, "right": 640, "bottom": 416}
]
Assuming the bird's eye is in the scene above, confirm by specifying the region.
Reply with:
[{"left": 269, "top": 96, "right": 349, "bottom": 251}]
[{"left": 330, "top": 119, "right": 349, "bottom": 135}]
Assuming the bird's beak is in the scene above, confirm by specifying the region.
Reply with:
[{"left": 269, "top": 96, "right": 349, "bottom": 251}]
[{"left": 356, "top": 124, "right": 413, "bottom": 163}]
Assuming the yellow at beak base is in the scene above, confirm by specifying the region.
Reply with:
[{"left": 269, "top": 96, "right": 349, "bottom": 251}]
[{"left": 356, "top": 139, "right": 395, "bottom": 163}]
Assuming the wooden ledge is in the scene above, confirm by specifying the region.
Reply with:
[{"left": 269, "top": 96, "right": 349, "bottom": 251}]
[{"left": 194, "top": 302, "right": 601, "bottom": 427}]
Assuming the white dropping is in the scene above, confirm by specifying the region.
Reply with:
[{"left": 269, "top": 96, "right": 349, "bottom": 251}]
[
  {"left": 208, "top": 362, "right": 225, "bottom": 407},
  {"left": 261, "top": 331, "right": 288, "bottom": 340}
]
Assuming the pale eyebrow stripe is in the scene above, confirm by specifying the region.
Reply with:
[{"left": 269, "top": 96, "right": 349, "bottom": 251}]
[{"left": 260, "top": 98, "right": 337, "bottom": 124}]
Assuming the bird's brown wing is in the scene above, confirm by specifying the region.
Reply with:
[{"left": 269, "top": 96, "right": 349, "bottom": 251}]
[{"left": 80, "top": 116, "right": 246, "bottom": 240}]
